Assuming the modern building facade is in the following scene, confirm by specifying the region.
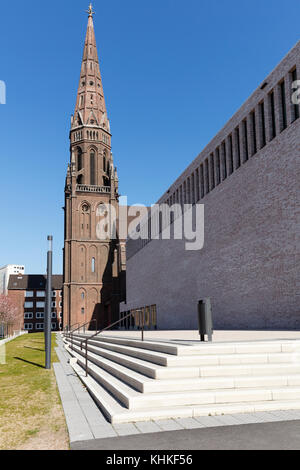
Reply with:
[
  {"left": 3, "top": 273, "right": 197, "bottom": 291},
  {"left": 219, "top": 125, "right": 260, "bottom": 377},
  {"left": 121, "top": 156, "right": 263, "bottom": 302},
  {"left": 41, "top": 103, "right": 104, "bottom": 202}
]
[
  {"left": 0, "top": 265, "right": 25, "bottom": 295},
  {"left": 63, "top": 6, "right": 125, "bottom": 330},
  {"left": 7, "top": 275, "right": 63, "bottom": 333},
  {"left": 121, "top": 41, "right": 300, "bottom": 330}
]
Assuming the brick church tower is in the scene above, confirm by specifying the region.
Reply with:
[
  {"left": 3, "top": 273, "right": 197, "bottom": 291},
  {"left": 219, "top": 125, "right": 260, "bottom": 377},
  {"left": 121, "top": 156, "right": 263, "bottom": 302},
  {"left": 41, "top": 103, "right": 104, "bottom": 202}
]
[{"left": 63, "top": 5, "right": 122, "bottom": 330}]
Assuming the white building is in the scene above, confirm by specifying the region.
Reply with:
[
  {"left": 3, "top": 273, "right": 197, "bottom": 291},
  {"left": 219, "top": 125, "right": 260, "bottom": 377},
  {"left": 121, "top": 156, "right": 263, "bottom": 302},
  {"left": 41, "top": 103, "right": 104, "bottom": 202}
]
[{"left": 0, "top": 265, "right": 25, "bottom": 295}]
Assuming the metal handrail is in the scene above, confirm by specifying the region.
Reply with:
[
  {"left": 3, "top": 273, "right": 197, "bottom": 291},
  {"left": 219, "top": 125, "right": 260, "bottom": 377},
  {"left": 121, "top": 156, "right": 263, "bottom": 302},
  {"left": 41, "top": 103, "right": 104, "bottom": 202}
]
[
  {"left": 65, "top": 322, "right": 80, "bottom": 335},
  {"left": 70, "top": 319, "right": 97, "bottom": 351},
  {"left": 80, "top": 310, "right": 145, "bottom": 377}
]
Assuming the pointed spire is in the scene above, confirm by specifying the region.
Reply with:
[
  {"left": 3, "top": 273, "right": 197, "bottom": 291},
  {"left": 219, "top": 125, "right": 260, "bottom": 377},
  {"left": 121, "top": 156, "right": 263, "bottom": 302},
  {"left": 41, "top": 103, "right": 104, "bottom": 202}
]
[{"left": 72, "top": 5, "right": 110, "bottom": 130}]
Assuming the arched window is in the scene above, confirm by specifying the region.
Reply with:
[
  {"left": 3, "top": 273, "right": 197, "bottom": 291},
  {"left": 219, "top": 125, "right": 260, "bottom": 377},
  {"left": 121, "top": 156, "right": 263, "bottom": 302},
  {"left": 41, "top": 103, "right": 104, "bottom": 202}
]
[
  {"left": 103, "top": 154, "right": 106, "bottom": 172},
  {"left": 90, "top": 150, "right": 95, "bottom": 185},
  {"left": 92, "top": 258, "right": 95, "bottom": 273},
  {"left": 77, "top": 147, "right": 83, "bottom": 171},
  {"left": 80, "top": 204, "right": 91, "bottom": 238}
]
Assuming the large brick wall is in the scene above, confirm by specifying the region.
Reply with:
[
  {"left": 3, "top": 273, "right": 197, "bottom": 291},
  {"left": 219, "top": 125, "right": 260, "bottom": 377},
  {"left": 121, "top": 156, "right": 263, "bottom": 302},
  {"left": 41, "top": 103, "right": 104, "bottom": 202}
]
[{"left": 122, "top": 42, "right": 300, "bottom": 330}]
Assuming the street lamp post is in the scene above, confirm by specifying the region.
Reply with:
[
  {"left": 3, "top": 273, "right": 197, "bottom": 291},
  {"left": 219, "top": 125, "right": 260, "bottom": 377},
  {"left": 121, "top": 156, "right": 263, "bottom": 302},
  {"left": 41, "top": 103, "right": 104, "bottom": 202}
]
[{"left": 45, "top": 235, "right": 53, "bottom": 370}]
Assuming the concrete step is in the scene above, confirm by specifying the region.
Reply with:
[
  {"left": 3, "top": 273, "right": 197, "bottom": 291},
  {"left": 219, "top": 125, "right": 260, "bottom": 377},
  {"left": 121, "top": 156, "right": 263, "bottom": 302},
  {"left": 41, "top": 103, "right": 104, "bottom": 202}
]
[
  {"left": 70, "top": 342, "right": 300, "bottom": 393},
  {"left": 67, "top": 345, "right": 300, "bottom": 411},
  {"left": 66, "top": 339, "right": 200, "bottom": 379},
  {"left": 65, "top": 336, "right": 299, "bottom": 367},
  {"left": 70, "top": 333, "right": 182, "bottom": 355},
  {"left": 70, "top": 358, "right": 300, "bottom": 424},
  {"left": 68, "top": 333, "right": 300, "bottom": 356}
]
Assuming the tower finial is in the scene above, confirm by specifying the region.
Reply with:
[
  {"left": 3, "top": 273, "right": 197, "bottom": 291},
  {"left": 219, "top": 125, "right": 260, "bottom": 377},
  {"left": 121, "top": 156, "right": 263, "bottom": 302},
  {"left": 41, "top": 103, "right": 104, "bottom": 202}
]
[{"left": 86, "top": 3, "right": 95, "bottom": 17}]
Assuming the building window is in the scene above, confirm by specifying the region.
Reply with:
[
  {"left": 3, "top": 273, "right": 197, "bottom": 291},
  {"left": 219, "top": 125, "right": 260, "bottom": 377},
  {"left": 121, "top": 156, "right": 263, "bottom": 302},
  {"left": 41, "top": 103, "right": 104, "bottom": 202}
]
[
  {"left": 191, "top": 173, "right": 195, "bottom": 204},
  {"left": 90, "top": 151, "right": 95, "bottom": 185},
  {"left": 204, "top": 159, "right": 209, "bottom": 194},
  {"left": 194, "top": 169, "right": 199, "bottom": 202},
  {"left": 215, "top": 148, "right": 221, "bottom": 185},
  {"left": 291, "top": 68, "right": 300, "bottom": 121},
  {"left": 235, "top": 127, "right": 241, "bottom": 168},
  {"left": 36, "top": 324, "right": 44, "bottom": 330},
  {"left": 25, "top": 292, "right": 34, "bottom": 298},
  {"left": 92, "top": 258, "right": 96, "bottom": 273},
  {"left": 52, "top": 291, "right": 56, "bottom": 298},
  {"left": 250, "top": 111, "right": 257, "bottom": 155},
  {"left": 59, "top": 291, "right": 62, "bottom": 297},
  {"left": 279, "top": 81, "right": 287, "bottom": 131},
  {"left": 36, "top": 291, "right": 45, "bottom": 298},
  {"left": 200, "top": 164, "right": 204, "bottom": 198},
  {"left": 77, "top": 147, "right": 83, "bottom": 171},
  {"left": 36, "top": 312, "right": 44, "bottom": 319},
  {"left": 24, "top": 302, "right": 33, "bottom": 308},
  {"left": 51, "top": 301, "right": 56, "bottom": 308},
  {"left": 59, "top": 312, "right": 62, "bottom": 318},
  {"left": 210, "top": 154, "right": 215, "bottom": 189},
  {"left": 51, "top": 312, "right": 57, "bottom": 319},
  {"left": 81, "top": 308, "right": 85, "bottom": 315},
  {"left": 183, "top": 181, "right": 187, "bottom": 205},
  {"left": 51, "top": 323, "right": 57, "bottom": 330},
  {"left": 24, "top": 324, "right": 33, "bottom": 330},
  {"left": 259, "top": 102, "right": 266, "bottom": 148},
  {"left": 242, "top": 119, "right": 249, "bottom": 162},
  {"left": 24, "top": 313, "right": 33, "bottom": 319},
  {"left": 269, "top": 91, "right": 276, "bottom": 140},
  {"left": 228, "top": 136, "right": 234, "bottom": 174},
  {"left": 221, "top": 142, "right": 227, "bottom": 180},
  {"left": 36, "top": 302, "right": 45, "bottom": 308}
]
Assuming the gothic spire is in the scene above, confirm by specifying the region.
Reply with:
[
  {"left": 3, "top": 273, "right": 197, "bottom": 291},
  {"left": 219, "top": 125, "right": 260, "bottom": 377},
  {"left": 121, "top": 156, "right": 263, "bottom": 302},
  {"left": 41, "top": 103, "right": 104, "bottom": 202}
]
[{"left": 72, "top": 4, "right": 110, "bottom": 131}]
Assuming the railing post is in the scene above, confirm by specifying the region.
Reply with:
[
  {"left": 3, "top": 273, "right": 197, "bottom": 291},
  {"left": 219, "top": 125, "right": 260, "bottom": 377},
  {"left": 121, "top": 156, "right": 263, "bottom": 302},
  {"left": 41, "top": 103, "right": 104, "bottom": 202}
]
[
  {"left": 141, "top": 309, "right": 144, "bottom": 342},
  {"left": 85, "top": 339, "right": 88, "bottom": 377}
]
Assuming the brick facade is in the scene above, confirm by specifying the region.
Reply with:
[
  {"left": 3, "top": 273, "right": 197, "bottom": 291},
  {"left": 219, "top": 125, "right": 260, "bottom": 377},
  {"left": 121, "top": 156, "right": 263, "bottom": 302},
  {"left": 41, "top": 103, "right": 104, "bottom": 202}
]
[
  {"left": 121, "top": 41, "right": 300, "bottom": 330},
  {"left": 8, "top": 275, "right": 63, "bottom": 333}
]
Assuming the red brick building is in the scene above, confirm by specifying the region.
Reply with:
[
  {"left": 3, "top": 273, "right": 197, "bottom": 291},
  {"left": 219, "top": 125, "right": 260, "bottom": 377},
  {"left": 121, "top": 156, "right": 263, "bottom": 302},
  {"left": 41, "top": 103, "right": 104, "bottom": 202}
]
[{"left": 8, "top": 275, "right": 63, "bottom": 333}]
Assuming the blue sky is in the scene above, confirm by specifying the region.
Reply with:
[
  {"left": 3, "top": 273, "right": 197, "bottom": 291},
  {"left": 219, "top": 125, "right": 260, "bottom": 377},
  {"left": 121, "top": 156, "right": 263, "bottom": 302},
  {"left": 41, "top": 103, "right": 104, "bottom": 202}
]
[{"left": 0, "top": 0, "right": 299, "bottom": 274}]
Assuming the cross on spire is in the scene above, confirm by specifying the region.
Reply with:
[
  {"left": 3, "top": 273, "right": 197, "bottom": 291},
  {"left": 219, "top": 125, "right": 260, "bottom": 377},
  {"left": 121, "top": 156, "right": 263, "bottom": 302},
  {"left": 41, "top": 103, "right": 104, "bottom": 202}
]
[{"left": 86, "top": 3, "right": 95, "bottom": 17}]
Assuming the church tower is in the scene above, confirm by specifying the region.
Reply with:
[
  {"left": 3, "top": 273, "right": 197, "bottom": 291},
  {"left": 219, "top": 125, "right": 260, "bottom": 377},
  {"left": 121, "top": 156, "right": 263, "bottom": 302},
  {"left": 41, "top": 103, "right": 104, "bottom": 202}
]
[{"left": 63, "top": 4, "right": 121, "bottom": 330}]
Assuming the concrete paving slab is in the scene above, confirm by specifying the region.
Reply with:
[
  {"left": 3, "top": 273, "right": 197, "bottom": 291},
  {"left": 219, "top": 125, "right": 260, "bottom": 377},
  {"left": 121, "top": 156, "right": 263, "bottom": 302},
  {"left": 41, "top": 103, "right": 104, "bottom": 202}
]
[
  {"left": 194, "top": 416, "right": 226, "bottom": 427},
  {"left": 213, "top": 415, "right": 243, "bottom": 426},
  {"left": 113, "top": 423, "right": 140, "bottom": 436},
  {"left": 251, "top": 412, "right": 282, "bottom": 422},
  {"left": 174, "top": 418, "right": 205, "bottom": 429},
  {"left": 92, "top": 425, "right": 118, "bottom": 439},
  {"left": 226, "top": 413, "right": 265, "bottom": 424},
  {"left": 135, "top": 421, "right": 163, "bottom": 434},
  {"left": 155, "top": 419, "right": 184, "bottom": 432}
]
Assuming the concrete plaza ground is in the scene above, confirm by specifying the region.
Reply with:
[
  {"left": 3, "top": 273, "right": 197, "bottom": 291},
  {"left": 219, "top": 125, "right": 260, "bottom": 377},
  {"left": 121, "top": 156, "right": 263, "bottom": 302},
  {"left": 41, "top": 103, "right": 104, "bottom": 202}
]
[
  {"left": 100, "top": 329, "right": 300, "bottom": 343},
  {"left": 55, "top": 331, "right": 300, "bottom": 450}
]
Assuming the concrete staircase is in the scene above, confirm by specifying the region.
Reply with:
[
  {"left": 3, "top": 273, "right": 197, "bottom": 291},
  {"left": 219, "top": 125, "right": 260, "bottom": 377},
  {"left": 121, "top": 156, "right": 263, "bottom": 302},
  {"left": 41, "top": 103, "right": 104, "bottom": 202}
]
[{"left": 63, "top": 333, "right": 300, "bottom": 424}]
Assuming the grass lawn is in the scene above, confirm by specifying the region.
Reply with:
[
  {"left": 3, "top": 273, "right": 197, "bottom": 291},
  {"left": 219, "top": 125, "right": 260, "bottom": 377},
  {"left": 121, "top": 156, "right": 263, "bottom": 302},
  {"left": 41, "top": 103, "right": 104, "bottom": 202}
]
[{"left": 0, "top": 333, "right": 69, "bottom": 450}]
